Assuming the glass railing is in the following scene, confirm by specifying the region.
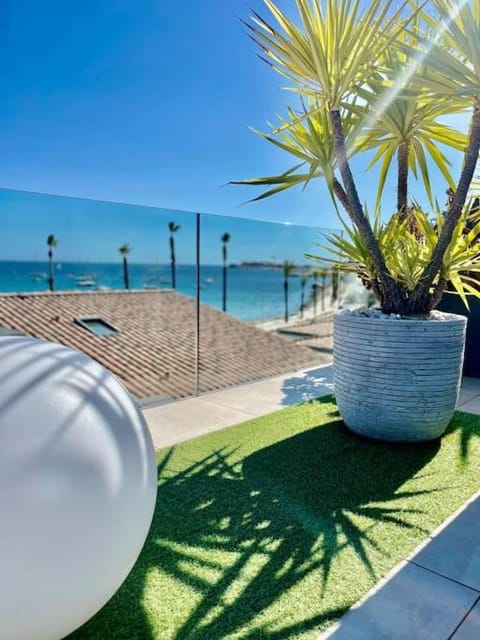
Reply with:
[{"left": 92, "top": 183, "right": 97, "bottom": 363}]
[
  {"left": 0, "top": 188, "right": 364, "bottom": 403},
  {"left": 198, "top": 211, "right": 335, "bottom": 394}
]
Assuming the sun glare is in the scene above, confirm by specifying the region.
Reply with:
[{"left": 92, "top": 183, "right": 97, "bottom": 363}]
[{"left": 353, "top": 0, "right": 470, "bottom": 151}]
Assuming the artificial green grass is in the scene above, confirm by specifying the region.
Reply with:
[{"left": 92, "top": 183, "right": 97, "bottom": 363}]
[{"left": 69, "top": 397, "right": 480, "bottom": 640}]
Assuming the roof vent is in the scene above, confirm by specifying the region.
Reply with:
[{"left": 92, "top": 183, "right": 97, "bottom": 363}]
[{"left": 74, "top": 317, "right": 118, "bottom": 337}]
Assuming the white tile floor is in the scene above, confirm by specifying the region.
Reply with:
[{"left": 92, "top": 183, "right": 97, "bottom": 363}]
[{"left": 142, "top": 367, "right": 480, "bottom": 640}]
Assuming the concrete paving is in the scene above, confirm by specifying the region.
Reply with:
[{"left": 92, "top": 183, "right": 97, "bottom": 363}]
[
  {"left": 321, "top": 492, "right": 480, "bottom": 639},
  {"left": 452, "top": 600, "right": 480, "bottom": 639},
  {"left": 457, "top": 377, "right": 480, "bottom": 412},
  {"left": 413, "top": 497, "right": 480, "bottom": 592},
  {"left": 141, "top": 368, "right": 480, "bottom": 639},
  {"left": 143, "top": 364, "right": 334, "bottom": 449},
  {"left": 321, "top": 559, "right": 478, "bottom": 640}
]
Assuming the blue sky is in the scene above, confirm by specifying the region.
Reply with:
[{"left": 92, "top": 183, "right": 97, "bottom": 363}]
[{"left": 0, "top": 0, "right": 469, "bottom": 239}]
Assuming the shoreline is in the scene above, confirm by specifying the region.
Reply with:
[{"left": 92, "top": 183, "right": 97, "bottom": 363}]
[
  {"left": 252, "top": 273, "right": 367, "bottom": 334},
  {"left": 253, "top": 305, "right": 336, "bottom": 333},
  {"left": 253, "top": 280, "right": 345, "bottom": 332}
]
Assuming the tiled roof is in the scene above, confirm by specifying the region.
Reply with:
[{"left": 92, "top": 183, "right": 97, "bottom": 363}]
[
  {"left": 281, "top": 317, "right": 334, "bottom": 354},
  {"left": 0, "top": 290, "right": 329, "bottom": 402}
]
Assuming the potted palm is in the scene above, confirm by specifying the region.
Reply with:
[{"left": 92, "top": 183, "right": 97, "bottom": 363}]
[{"left": 235, "top": 0, "right": 480, "bottom": 441}]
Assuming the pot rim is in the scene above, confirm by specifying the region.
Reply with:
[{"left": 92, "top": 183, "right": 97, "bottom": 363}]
[{"left": 334, "top": 310, "right": 467, "bottom": 325}]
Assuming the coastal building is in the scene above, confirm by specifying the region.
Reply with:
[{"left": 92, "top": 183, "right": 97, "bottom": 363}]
[{"left": 0, "top": 290, "right": 329, "bottom": 404}]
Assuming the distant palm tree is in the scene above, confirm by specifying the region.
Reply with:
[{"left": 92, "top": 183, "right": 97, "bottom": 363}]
[
  {"left": 119, "top": 244, "right": 131, "bottom": 289},
  {"left": 283, "top": 260, "right": 296, "bottom": 323},
  {"left": 311, "top": 269, "right": 320, "bottom": 316},
  {"left": 47, "top": 234, "right": 58, "bottom": 292},
  {"left": 168, "top": 222, "right": 181, "bottom": 289},
  {"left": 300, "top": 275, "right": 308, "bottom": 319},
  {"left": 221, "top": 232, "right": 230, "bottom": 312},
  {"left": 331, "top": 266, "right": 340, "bottom": 306},
  {"left": 316, "top": 267, "right": 329, "bottom": 312}
]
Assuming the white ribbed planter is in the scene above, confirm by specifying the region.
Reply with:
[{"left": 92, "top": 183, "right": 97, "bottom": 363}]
[{"left": 333, "top": 311, "right": 467, "bottom": 442}]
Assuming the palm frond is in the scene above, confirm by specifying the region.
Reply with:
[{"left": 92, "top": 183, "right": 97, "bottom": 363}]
[
  {"left": 249, "top": 0, "right": 418, "bottom": 108},
  {"left": 401, "top": 1, "right": 480, "bottom": 104},
  {"left": 312, "top": 205, "right": 480, "bottom": 309}
]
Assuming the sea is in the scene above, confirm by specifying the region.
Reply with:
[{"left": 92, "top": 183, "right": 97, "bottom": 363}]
[{"left": 0, "top": 261, "right": 320, "bottom": 322}]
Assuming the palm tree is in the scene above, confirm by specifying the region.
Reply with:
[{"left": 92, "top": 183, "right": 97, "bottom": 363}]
[
  {"left": 320, "top": 268, "right": 328, "bottom": 311},
  {"left": 46, "top": 234, "right": 58, "bottom": 292},
  {"left": 283, "top": 261, "right": 295, "bottom": 323},
  {"left": 119, "top": 244, "right": 131, "bottom": 290},
  {"left": 299, "top": 275, "right": 307, "bottom": 319},
  {"left": 168, "top": 222, "right": 181, "bottom": 289},
  {"left": 221, "top": 232, "right": 230, "bottom": 312},
  {"left": 239, "top": 0, "right": 480, "bottom": 315},
  {"left": 311, "top": 270, "right": 319, "bottom": 317},
  {"left": 331, "top": 266, "right": 340, "bottom": 307},
  {"left": 311, "top": 267, "right": 328, "bottom": 315},
  {"left": 353, "top": 23, "right": 465, "bottom": 217}
]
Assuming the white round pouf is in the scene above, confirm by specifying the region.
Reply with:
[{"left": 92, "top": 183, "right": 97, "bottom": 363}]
[{"left": 0, "top": 336, "right": 158, "bottom": 640}]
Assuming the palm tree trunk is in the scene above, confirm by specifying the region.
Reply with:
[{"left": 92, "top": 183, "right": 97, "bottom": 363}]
[
  {"left": 313, "top": 278, "right": 317, "bottom": 316},
  {"left": 48, "top": 249, "right": 54, "bottom": 292},
  {"left": 410, "top": 103, "right": 480, "bottom": 313},
  {"left": 170, "top": 236, "right": 176, "bottom": 289},
  {"left": 397, "top": 142, "right": 409, "bottom": 218},
  {"left": 284, "top": 279, "right": 289, "bottom": 323},
  {"left": 333, "top": 178, "right": 353, "bottom": 214},
  {"left": 123, "top": 256, "right": 130, "bottom": 290},
  {"left": 321, "top": 275, "right": 326, "bottom": 311},
  {"left": 300, "top": 289, "right": 304, "bottom": 319},
  {"left": 430, "top": 276, "right": 448, "bottom": 310},
  {"left": 222, "top": 245, "right": 227, "bottom": 312},
  {"left": 329, "top": 109, "right": 405, "bottom": 313}
]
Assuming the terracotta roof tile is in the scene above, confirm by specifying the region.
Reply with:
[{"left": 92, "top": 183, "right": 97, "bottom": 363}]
[{"left": 0, "top": 290, "right": 330, "bottom": 401}]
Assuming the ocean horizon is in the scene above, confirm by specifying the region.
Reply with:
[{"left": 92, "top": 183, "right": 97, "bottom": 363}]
[{"left": 0, "top": 260, "right": 321, "bottom": 322}]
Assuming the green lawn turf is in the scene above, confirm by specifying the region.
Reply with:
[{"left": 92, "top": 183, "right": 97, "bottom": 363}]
[{"left": 69, "top": 397, "right": 480, "bottom": 640}]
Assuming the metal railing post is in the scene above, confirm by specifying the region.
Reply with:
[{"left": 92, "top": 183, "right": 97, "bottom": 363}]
[{"left": 195, "top": 212, "right": 201, "bottom": 396}]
